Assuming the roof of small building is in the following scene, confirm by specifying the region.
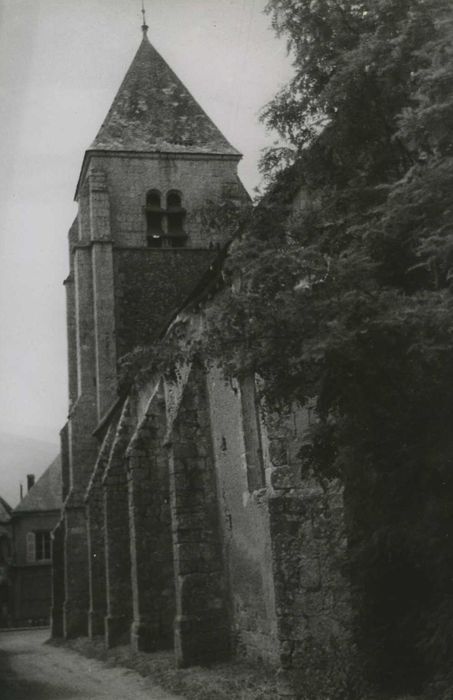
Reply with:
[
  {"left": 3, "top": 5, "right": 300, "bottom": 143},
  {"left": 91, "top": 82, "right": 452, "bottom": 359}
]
[
  {"left": 14, "top": 455, "right": 62, "bottom": 514},
  {"left": 0, "top": 497, "right": 12, "bottom": 524},
  {"left": 90, "top": 34, "right": 240, "bottom": 157}
]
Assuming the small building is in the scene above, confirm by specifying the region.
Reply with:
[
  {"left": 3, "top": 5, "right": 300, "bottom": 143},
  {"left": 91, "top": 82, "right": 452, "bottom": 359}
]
[
  {"left": 11, "top": 456, "right": 62, "bottom": 626},
  {"left": 0, "top": 497, "right": 13, "bottom": 627}
]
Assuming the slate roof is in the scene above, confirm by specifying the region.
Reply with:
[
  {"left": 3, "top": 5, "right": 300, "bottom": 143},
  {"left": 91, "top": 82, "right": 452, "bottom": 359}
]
[
  {"left": 0, "top": 497, "right": 12, "bottom": 524},
  {"left": 90, "top": 34, "right": 240, "bottom": 157},
  {"left": 14, "top": 455, "right": 62, "bottom": 513}
]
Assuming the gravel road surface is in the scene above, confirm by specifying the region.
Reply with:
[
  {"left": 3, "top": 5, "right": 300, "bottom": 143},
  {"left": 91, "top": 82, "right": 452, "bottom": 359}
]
[{"left": 0, "top": 628, "right": 182, "bottom": 699}]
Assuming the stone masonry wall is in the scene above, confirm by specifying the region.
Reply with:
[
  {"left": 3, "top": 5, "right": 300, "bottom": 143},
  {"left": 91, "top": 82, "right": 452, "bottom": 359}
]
[
  {"left": 65, "top": 220, "right": 78, "bottom": 407},
  {"left": 114, "top": 249, "right": 215, "bottom": 358},
  {"left": 50, "top": 425, "right": 69, "bottom": 637},
  {"left": 127, "top": 381, "right": 175, "bottom": 652},
  {"left": 263, "top": 407, "right": 356, "bottom": 700},
  {"left": 85, "top": 419, "right": 118, "bottom": 639},
  {"left": 167, "top": 364, "right": 230, "bottom": 666},
  {"left": 86, "top": 153, "right": 245, "bottom": 248},
  {"left": 50, "top": 518, "right": 65, "bottom": 637},
  {"left": 88, "top": 167, "right": 118, "bottom": 420},
  {"left": 60, "top": 424, "right": 70, "bottom": 501},
  {"left": 63, "top": 505, "right": 90, "bottom": 638},
  {"left": 63, "top": 240, "right": 100, "bottom": 638},
  {"left": 207, "top": 367, "right": 279, "bottom": 664},
  {"left": 103, "top": 399, "right": 135, "bottom": 648}
]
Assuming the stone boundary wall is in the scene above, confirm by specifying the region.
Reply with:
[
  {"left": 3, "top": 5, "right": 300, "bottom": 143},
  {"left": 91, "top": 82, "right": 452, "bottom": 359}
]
[{"left": 263, "top": 408, "right": 356, "bottom": 699}]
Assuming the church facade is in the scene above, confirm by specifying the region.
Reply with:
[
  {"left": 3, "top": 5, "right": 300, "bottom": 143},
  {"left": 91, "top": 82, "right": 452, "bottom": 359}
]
[{"left": 52, "top": 24, "right": 354, "bottom": 699}]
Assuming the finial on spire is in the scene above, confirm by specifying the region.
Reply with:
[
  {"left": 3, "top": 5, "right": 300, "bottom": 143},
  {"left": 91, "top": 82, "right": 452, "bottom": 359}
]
[{"left": 141, "top": 0, "right": 149, "bottom": 36}]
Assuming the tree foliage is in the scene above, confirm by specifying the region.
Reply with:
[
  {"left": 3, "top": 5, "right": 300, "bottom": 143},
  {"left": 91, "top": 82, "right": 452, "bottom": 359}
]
[{"left": 202, "top": 0, "right": 453, "bottom": 692}]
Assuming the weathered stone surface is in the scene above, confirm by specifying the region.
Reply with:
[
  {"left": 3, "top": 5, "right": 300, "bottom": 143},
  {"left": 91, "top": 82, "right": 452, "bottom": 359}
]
[
  {"left": 61, "top": 231, "right": 100, "bottom": 637},
  {"left": 65, "top": 220, "right": 78, "bottom": 407},
  {"left": 128, "top": 381, "right": 175, "bottom": 653},
  {"left": 86, "top": 420, "right": 117, "bottom": 639},
  {"left": 50, "top": 518, "right": 65, "bottom": 638},
  {"left": 264, "top": 409, "right": 357, "bottom": 699},
  {"left": 168, "top": 364, "right": 230, "bottom": 666},
  {"left": 114, "top": 250, "right": 215, "bottom": 357},
  {"left": 207, "top": 367, "right": 279, "bottom": 664},
  {"left": 63, "top": 506, "right": 89, "bottom": 639},
  {"left": 103, "top": 400, "right": 134, "bottom": 648},
  {"left": 90, "top": 168, "right": 117, "bottom": 419}
]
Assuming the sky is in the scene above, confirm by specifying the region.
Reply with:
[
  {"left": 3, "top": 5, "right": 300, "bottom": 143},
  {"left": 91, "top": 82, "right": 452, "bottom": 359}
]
[{"left": 0, "top": 0, "right": 292, "bottom": 450}]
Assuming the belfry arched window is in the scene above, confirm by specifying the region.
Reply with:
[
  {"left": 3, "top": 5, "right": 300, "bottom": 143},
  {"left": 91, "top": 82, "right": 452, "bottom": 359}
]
[
  {"left": 166, "top": 190, "right": 187, "bottom": 247},
  {"left": 144, "top": 189, "right": 188, "bottom": 248},
  {"left": 145, "top": 189, "right": 164, "bottom": 247}
]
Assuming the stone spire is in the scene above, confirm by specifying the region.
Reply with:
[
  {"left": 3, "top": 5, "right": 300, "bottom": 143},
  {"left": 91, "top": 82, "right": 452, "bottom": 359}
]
[{"left": 88, "top": 30, "right": 239, "bottom": 157}]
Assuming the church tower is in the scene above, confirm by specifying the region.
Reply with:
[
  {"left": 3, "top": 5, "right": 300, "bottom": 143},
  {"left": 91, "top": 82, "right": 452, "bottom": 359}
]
[{"left": 58, "top": 19, "right": 247, "bottom": 639}]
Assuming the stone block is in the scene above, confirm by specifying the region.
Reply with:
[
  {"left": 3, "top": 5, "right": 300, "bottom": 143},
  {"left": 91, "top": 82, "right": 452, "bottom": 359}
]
[{"left": 270, "top": 466, "right": 298, "bottom": 490}]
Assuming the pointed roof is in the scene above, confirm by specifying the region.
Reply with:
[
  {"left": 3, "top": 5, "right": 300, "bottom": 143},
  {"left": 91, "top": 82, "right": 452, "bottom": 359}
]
[
  {"left": 0, "top": 497, "right": 12, "bottom": 524},
  {"left": 14, "top": 455, "right": 62, "bottom": 514},
  {"left": 90, "top": 35, "right": 240, "bottom": 157}
]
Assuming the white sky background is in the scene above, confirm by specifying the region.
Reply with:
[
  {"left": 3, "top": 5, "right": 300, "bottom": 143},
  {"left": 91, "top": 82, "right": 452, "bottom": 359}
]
[{"left": 0, "top": 0, "right": 292, "bottom": 446}]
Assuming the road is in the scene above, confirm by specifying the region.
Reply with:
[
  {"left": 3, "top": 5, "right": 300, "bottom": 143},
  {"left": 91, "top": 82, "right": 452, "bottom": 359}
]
[{"left": 0, "top": 628, "right": 182, "bottom": 700}]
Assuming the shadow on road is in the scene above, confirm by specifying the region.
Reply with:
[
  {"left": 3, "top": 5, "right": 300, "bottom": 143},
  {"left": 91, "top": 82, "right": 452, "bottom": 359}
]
[{"left": 0, "top": 649, "right": 83, "bottom": 700}]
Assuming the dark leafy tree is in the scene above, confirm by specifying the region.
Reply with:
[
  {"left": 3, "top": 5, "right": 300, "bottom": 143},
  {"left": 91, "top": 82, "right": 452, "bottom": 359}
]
[{"left": 201, "top": 0, "right": 453, "bottom": 693}]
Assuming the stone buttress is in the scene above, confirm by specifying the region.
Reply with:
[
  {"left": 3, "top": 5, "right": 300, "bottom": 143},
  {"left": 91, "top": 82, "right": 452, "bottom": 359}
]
[
  {"left": 125, "top": 356, "right": 356, "bottom": 694},
  {"left": 103, "top": 399, "right": 135, "bottom": 647},
  {"left": 85, "top": 419, "right": 118, "bottom": 639},
  {"left": 167, "top": 364, "right": 231, "bottom": 666},
  {"left": 127, "top": 380, "right": 175, "bottom": 653}
]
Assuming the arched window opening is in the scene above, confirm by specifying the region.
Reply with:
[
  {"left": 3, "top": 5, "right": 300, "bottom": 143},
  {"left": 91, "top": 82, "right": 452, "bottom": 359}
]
[
  {"left": 145, "top": 190, "right": 163, "bottom": 248},
  {"left": 146, "top": 190, "right": 161, "bottom": 208},
  {"left": 143, "top": 189, "right": 188, "bottom": 248},
  {"left": 166, "top": 190, "right": 187, "bottom": 248},
  {"left": 166, "top": 191, "right": 181, "bottom": 209}
]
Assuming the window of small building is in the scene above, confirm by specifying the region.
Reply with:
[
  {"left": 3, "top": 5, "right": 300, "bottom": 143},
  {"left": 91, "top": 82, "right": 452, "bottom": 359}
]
[
  {"left": 26, "top": 531, "right": 51, "bottom": 563},
  {"left": 166, "top": 190, "right": 187, "bottom": 248},
  {"left": 145, "top": 189, "right": 164, "bottom": 248},
  {"left": 36, "top": 531, "right": 51, "bottom": 561},
  {"left": 240, "top": 375, "right": 265, "bottom": 492}
]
